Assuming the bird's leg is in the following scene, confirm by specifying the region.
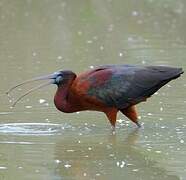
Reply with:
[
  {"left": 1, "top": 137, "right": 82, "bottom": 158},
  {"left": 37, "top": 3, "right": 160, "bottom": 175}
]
[
  {"left": 105, "top": 109, "right": 118, "bottom": 132},
  {"left": 120, "top": 106, "right": 141, "bottom": 128}
]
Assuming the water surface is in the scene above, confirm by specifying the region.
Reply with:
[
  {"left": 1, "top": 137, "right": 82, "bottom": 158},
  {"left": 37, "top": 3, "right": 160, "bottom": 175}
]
[{"left": 0, "top": 0, "right": 186, "bottom": 179}]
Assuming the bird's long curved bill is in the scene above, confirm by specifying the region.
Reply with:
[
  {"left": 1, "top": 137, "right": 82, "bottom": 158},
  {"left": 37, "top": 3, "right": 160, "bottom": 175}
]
[
  {"left": 6, "top": 73, "right": 58, "bottom": 107},
  {"left": 11, "top": 80, "right": 54, "bottom": 107},
  {"left": 6, "top": 74, "right": 57, "bottom": 95}
]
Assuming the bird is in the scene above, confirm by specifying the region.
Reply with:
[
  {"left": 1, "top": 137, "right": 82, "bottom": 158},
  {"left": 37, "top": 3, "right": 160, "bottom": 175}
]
[{"left": 7, "top": 64, "right": 183, "bottom": 129}]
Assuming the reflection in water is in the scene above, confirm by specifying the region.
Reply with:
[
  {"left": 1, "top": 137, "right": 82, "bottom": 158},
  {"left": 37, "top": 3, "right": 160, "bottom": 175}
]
[{"left": 54, "top": 129, "right": 180, "bottom": 180}]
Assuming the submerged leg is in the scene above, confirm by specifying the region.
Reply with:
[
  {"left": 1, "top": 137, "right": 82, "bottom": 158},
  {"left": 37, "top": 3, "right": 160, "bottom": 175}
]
[{"left": 120, "top": 106, "right": 141, "bottom": 128}]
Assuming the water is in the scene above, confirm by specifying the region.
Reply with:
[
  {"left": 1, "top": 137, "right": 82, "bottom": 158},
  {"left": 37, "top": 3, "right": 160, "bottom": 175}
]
[{"left": 0, "top": 0, "right": 186, "bottom": 179}]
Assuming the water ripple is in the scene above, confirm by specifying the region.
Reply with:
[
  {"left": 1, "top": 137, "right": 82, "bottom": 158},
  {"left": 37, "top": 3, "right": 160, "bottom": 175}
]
[{"left": 0, "top": 123, "right": 71, "bottom": 136}]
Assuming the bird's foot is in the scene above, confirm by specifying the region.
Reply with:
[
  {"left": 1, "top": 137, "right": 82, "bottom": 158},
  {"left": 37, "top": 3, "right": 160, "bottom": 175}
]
[
  {"left": 111, "top": 126, "right": 116, "bottom": 135},
  {"left": 136, "top": 122, "right": 141, "bottom": 128}
]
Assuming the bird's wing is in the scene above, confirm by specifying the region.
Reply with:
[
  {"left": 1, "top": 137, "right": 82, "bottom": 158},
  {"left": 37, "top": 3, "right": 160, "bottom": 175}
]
[{"left": 81, "top": 65, "right": 183, "bottom": 109}]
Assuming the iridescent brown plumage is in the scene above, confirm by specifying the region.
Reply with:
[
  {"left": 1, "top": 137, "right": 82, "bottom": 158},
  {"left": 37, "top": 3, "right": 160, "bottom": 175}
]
[{"left": 7, "top": 65, "right": 183, "bottom": 129}]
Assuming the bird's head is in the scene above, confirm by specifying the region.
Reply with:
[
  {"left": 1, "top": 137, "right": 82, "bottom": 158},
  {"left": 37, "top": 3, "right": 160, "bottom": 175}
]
[
  {"left": 6, "top": 70, "right": 76, "bottom": 107},
  {"left": 54, "top": 70, "right": 76, "bottom": 86}
]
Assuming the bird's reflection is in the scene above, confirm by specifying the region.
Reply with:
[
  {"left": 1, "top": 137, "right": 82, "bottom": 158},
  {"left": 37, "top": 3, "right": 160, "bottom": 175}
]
[
  {"left": 54, "top": 128, "right": 180, "bottom": 180},
  {"left": 108, "top": 128, "right": 139, "bottom": 145}
]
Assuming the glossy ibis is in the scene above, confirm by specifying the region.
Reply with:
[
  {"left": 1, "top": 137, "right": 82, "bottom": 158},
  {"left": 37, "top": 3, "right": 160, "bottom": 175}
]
[{"left": 7, "top": 65, "right": 183, "bottom": 129}]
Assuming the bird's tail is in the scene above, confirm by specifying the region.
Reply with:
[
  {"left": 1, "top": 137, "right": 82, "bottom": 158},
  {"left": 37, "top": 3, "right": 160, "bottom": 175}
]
[
  {"left": 142, "top": 66, "right": 184, "bottom": 98},
  {"left": 148, "top": 66, "right": 184, "bottom": 81},
  {"left": 165, "top": 67, "right": 183, "bottom": 80}
]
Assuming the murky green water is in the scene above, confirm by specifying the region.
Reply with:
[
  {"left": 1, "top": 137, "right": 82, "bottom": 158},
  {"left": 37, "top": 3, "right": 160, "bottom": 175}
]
[{"left": 0, "top": 0, "right": 186, "bottom": 179}]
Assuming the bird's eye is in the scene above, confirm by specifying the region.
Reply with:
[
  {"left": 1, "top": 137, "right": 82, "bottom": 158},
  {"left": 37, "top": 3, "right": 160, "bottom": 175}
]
[{"left": 55, "top": 75, "right": 63, "bottom": 84}]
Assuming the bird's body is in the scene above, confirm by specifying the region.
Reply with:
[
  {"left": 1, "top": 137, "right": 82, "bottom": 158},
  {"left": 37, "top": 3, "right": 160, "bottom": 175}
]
[
  {"left": 8, "top": 64, "right": 183, "bottom": 129},
  {"left": 53, "top": 65, "right": 183, "bottom": 128}
]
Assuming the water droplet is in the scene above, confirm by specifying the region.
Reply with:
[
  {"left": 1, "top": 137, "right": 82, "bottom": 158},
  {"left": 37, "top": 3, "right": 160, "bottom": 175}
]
[
  {"left": 117, "top": 119, "right": 124, "bottom": 123},
  {"left": 100, "top": 46, "right": 104, "bottom": 50},
  {"left": 116, "top": 161, "right": 120, "bottom": 167},
  {"left": 32, "top": 52, "right": 37, "bottom": 57},
  {"left": 87, "top": 40, "right": 93, "bottom": 44},
  {"left": 120, "top": 161, "right": 126, "bottom": 168},
  {"left": 128, "top": 37, "right": 133, "bottom": 42},
  {"left": 132, "top": 11, "right": 139, "bottom": 16},
  {"left": 25, "top": 105, "right": 32, "bottom": 109},
  {"left": 66, "top": 149, "right": 75, "bottom": 152},
  {"left": 119, "top": 52, "right": 123, "bottom": 57},
  {"left": 83, "top": 172, "right": 87, "bottom": 176},
  {"left": 142, "top": 60, "right": 146, "bottom": 64},
  {"left": 89, "top": 65, "right": 94, "bottom": 69},
  {"left": 45, "top": 118, "right": 50, "bottom": 123},
  {"left": 126, "top": 163, "right": 133, "bottom": 166},
  {"left": 57, "top": 56, "right": 63, "bottom": 60},
  {"left": 77, "top": 31, "right": 82, "bottom": 36},
  {"left": 132, "top": 169, "right": 139, "bottom": 172},
  {"left": 9, "top": 99, "right": 12, "bottom": 103},
  {"left": 180, "top": 139, "right": 184, "bottom": 144},
  {"left": 39, "top": 99, "right": 46, "bottom": 104},
  {"left": 44, "top": 103, "right": 49, "bottom": 106},
  {"left": 167, "top": 84, "right": 171, "bottom": 88},
  {"left": 64, "top": 164, "right": 71, "bottom": 168},
  {"left": 109, "top": 154, "right": 114, "bottom": 157},
  {"left": 177, "top": 117, "right": 184, "bottom": 120},
  {"left": 155, "top": 150, "right": 162, "bottom": 154},
  {"left": 55, "top": 159, "right": 61, "bottom": 164}
]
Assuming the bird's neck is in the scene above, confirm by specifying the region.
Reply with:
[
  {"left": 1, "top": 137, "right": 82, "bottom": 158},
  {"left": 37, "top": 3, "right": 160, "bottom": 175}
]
[{"left": 54, "top": 83, "right": 78, "bottom": 113}]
